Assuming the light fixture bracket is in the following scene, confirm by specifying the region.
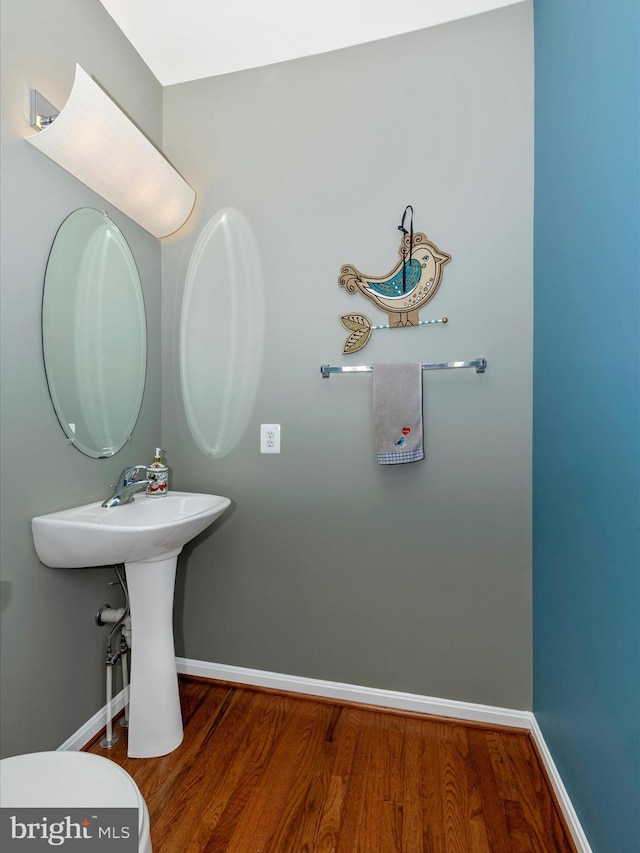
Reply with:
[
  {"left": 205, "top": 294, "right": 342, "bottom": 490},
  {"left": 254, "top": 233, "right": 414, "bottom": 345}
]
[{"left": 29, "top": 89, "right": 59, "bottom": 131}]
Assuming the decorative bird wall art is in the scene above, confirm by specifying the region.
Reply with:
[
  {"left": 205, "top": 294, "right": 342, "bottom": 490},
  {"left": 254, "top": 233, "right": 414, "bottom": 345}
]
[{"left": 337, "top": 207, "right": 450, "bottom": 354}]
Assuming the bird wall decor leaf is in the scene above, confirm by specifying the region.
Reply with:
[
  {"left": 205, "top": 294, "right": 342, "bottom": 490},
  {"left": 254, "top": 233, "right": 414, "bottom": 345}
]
[
  {"left": 340, "top": 313, "right": 372, "bottom": 354},
  {"left": 340, "top": 313, "right": 370, "bottom": 333}
]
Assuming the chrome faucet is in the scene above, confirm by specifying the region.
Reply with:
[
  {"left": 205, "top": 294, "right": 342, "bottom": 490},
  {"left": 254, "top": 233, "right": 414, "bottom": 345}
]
[{"left": 102, "top": 465, "right": 150, "bottom": 508}]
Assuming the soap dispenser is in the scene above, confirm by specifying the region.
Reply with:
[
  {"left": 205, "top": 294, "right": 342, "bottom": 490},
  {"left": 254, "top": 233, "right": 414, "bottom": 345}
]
[{"left": 146, "top": 448, "right": 168, "bottom": 498}]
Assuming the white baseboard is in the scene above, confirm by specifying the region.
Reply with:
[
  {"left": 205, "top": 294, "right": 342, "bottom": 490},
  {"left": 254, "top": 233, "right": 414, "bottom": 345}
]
[
  {"left": 176, "top": 657, "right": 533, "bottom": 729},
  {"left": 59, "top": 657, "right": 592, "bottom": 853},
  {"left": 57, "top": 688, "right": 127, "bottom": 752},
  {"left": 529, "top": 716, "right": 594, "bottom": 853}
]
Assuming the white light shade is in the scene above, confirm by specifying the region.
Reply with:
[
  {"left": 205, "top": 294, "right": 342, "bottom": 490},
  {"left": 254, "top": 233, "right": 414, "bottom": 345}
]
[{"left": 27, "top": 65, "right": 195, "bottom": 238}]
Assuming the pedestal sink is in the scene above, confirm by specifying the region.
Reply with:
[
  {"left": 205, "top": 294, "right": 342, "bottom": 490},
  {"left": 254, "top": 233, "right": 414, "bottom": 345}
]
[{"left": 32, "top": 492, "right": 231, "bottom": 758}]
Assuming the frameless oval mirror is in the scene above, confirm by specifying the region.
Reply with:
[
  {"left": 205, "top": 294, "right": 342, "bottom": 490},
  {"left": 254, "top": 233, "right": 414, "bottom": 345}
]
[{"left": 42, "top": 208, "right": 147, "bottom": 458}]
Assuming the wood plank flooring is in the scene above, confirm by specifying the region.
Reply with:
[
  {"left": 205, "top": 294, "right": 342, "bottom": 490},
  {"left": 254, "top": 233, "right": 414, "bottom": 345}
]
[{"left": 84, "top": 676, "right": 576, "bottom": 852}]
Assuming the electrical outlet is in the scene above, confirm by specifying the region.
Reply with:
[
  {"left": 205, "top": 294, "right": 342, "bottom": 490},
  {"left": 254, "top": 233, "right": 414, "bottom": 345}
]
[{"left": 260, "top": 423, "right": 281, "bottom": 454}]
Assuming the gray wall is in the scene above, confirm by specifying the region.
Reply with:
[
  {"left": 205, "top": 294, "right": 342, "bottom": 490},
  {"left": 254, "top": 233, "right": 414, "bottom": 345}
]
[
  {"left": 0, "top": 1, "right": 533, "bottom": 761},
  {"left": 0, "top": 0, "right": 162, "bottom": 758},
  {"left": 162, "top": 3, "right": 534, "bottom": 709}
]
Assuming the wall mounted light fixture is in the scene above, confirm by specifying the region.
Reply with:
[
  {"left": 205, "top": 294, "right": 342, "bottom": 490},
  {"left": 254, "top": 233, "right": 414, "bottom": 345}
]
[{"left": 27, "top": 64, "right": 196, "bottom": 238}]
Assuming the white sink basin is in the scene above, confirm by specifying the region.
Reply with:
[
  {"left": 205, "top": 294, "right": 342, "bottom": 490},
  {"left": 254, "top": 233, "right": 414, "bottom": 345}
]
[{"left": 32, "top": 491, "right": 231, "bottom": 568}]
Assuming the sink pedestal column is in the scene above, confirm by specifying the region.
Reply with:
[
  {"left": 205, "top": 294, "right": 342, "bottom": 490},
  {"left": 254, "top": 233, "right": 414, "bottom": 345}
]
[{"left": 125, "top": 549, "right": 183, "bottom": 758}]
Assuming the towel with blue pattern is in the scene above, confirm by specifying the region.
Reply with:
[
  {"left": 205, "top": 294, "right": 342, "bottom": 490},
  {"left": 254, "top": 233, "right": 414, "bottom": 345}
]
[{"left": 372, "top": 363, "right": 424, "bottom": 464}]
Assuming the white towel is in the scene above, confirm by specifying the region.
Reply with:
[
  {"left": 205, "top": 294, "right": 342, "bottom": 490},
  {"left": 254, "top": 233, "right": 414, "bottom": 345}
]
[{"left": 372, "top": 363, "right": 424, "bottom": 464}]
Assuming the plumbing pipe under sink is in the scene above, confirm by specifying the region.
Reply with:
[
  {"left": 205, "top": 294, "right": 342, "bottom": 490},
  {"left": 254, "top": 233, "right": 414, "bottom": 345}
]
[{"left": 97, "top": 605, "right": 132, "bottom": 649}]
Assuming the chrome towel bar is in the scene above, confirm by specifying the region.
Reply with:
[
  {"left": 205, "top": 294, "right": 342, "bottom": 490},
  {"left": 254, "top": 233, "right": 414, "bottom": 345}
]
[{"left": 320, "top": 358, "right": 487, "bottom": 378}]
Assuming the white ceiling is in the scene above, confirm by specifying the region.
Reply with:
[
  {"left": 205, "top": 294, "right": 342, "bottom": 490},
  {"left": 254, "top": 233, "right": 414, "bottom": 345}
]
[{"left": 98, "top": 0, "right": 524, "bottom": 86}]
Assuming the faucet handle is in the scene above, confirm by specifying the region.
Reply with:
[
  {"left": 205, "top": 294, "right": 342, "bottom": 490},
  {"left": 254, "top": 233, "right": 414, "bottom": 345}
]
[{"left": 119, "top": 464, "right": 148, "bottom": 486}]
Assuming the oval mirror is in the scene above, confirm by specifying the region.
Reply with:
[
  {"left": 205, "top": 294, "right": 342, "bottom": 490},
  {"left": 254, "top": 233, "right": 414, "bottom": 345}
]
[{"left": 42, "top": 209, "right": 147, "bottom": 458}]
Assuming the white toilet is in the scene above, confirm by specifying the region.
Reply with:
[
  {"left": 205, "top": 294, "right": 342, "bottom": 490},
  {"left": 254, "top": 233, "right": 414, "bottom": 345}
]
[{"left": 0, "top": 751, "right": 152, "bottom": 852}]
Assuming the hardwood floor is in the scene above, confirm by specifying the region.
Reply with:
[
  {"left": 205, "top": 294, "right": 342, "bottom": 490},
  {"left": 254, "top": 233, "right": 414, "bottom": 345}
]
[{"left": 84, "top": 676, "right": 576, "bottom": 852}]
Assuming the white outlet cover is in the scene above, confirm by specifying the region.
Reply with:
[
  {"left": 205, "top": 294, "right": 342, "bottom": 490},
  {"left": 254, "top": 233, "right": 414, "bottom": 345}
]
[{"left": 260, "top": 423, "right": 281, "bottom": 454}]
